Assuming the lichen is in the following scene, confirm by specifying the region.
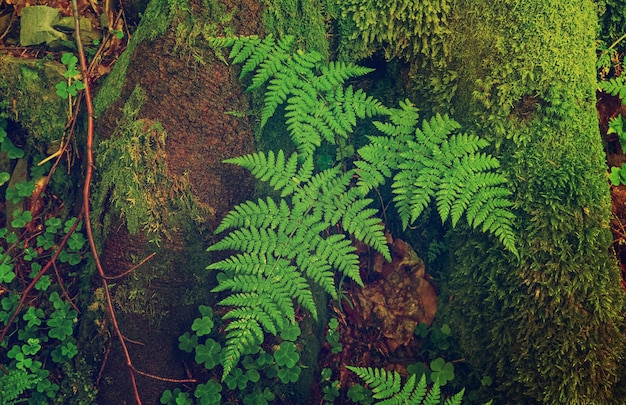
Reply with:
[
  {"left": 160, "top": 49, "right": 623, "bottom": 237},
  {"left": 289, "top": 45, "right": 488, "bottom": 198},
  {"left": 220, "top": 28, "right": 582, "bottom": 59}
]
[{"left": 96, "top": 85, "right": 213, "bottom": 243}]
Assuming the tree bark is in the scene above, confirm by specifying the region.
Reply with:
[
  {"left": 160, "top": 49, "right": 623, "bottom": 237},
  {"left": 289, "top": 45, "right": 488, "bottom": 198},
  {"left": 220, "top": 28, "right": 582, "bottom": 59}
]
[{"left": 90, "top": 0, "right": 263, "bottom": 402}]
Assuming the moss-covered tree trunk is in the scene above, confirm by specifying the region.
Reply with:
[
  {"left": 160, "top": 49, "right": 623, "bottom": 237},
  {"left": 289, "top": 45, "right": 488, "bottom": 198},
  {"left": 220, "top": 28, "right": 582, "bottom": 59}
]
[
  {"left": 443, "top": 1, "right": 626, "bottom": 403},
  {"left": 89, "top": 0, "right": 264, "bottom": 402}
]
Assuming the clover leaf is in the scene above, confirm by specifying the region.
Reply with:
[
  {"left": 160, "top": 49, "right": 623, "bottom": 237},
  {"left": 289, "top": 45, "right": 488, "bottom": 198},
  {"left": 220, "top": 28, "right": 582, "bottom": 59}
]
[
  {"left": 194, "top": 380, "right": 222, "bottom": 405},
  {"left": 192, "top": 316, "right": 214, "bottom": 336},
  {"left": 23, "top": 306, "right": 45, "bottom": 328},
  {"left": 224, "top": 367, "right": 249, "bottom": 390},
  {"left": 11, "top": 210, "right": 32, "bottom": 229},
  {"left": 280, "top": 324, "right": 301, "bottom": 341},
  {"left": 195, "top": 338, "right": 221, "bottom": 369},
  {"left": 429, "top": 357, "right": 455, "bottom": 386},
  {"left": 278, "top": 365, "right": 301, "bottom": 384},
  {"left": 0, "top": 262, "right": 15, "bottom": 283},
  {"left": 178, "top": 332, "right": 199, "bottom": 353},
  {"left": 67, "top": 232, "right": 86, "bottom": 251},
  {"left": 274, "top": 341, "right": 299, "bottom": 368}
]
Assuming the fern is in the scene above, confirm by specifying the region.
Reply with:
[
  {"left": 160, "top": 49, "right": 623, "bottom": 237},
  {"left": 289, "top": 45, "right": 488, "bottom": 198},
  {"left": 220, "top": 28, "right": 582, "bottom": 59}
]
[
  {"left": 347, "top": 366, "right": 483, "bottom": 405},
  {"left": 208, "top": 151, "right": 390, "bottom": 378},
  {"left": 356, "top": 100, "right": 518, "bottom": 257},
  {"left": 210, "top": 34, "right": 388, "bottom": 158},
  {"left": 207, "top": 36, "right": 517, "bottom": 380},
  {"left": 599, "top": 75, "right": 626, "bottom": 103}
]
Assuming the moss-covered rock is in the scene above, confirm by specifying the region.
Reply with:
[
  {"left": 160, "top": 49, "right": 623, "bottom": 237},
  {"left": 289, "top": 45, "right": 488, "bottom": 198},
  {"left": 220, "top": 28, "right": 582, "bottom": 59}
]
[{"left": 0, "top": 56, "right": 67, "bottom": 151}]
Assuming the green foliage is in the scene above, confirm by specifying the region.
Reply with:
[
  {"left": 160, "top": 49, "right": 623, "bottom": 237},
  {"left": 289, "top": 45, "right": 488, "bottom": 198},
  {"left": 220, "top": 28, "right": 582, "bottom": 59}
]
[
  {"left": 326, "top": 317, "right": 343, "bottom": 354},
  {"left": 347, "top": 366, "right": 471, "bottom": 405},
  {"left": 209, "top": 34, "right": 386, "bottom": 158},
  {"left": 0, "top": 123, "right": 89, "bottom": 403},
  {"left": 97, "top": 85, "right": 210, "bottom": 240},
  {"left": 55, "top": 53, "right": 86, "bottom": 99},
  {"left": 599, "top": 75, "right": 626, "bottom": 102},
  {"left": 609, "top": 164, "right": 626, "bottom": 186},
  {"left": 429, "top": 358, "right": 455, "bottom": 387},
  {"left": 444, "top": 1, "right": 626, "bottom": 404},
  {"left": 0, "top": 368, "right": 42, "bottom": 405},
  {"left": 320, "top": 367, "right": 340, "bottom": 404},
  {"left": 356, "top": 101, "right": 517, "bottom": 256},
  {"left": 204, "top": 34, "right": 516, "bottom": 385},
  {"left": 208, "top": 150, "right": 389, "bottom": 377},
  {"left": 338, "top": 0, "right": 450, "bottom": 65},
  {"left": 260, "top": 0, "right": 330, "bottom": 59},
  {"left": 0, "top": 120, "right": 24, "bottom": 160}
]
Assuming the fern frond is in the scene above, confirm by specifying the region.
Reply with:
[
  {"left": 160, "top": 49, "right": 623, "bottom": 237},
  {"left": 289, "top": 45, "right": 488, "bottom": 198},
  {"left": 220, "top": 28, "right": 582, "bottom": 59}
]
[
  {"left": 221, "top": 318, "right": 264, "bottom": 377},
  {"left": 358, "top": 103, "right": 517, "bottom": 255},
  {"left": 211, "top": 34, "right": 387, "bottom": 157},
  {"left": 341, "top": 198, "right": 389, "bottom": 260},
  {"left": 240, "top": 35, "right": 282, "bottom": 79},
  {"left": 347, "top": 367, "right": 402, "bottom": 400},
  {"left": 348, "top": 366, "right": 468, "bottom": 405},
  {"left": 310, "top": 233, "right": 361, "bottom": 288},
  {"left": 224, "top": 150, "right": 305, "bottom": 196},
  {"left": 442, "top": 388, "right": 465, "bottom": 405},
  {"left": 220, "top": 297, "right": 284, "bottom": 335},
  {"left": 422, "top": 381, "right": 441, "bottom": 405}
]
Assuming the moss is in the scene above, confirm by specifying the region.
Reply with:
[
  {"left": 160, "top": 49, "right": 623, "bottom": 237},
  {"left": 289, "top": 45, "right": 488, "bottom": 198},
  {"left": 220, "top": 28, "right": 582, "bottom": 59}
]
[
  {"left": 261, "top": 0, "right": 330, "bottom": 59},
  {"left": 0, "top": 56, "right": 67, "bottom": 150},
  {"left": 96, "top": 85, "right": 214, "bottom": 243},
  {"left": 439, "top": 1, "right": 626, "bottom": 403},
  {"left": 336, "top": 0, "right": 450, "bottom": 66},
  {"left": 93, "top": 0, "right": 187, "bottom": 116}
]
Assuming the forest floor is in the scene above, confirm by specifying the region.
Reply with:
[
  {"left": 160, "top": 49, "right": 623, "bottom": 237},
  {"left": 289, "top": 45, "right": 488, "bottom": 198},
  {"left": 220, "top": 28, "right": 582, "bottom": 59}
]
[{"left": 599, "top": 91, "right": 626, "bottom": 290}]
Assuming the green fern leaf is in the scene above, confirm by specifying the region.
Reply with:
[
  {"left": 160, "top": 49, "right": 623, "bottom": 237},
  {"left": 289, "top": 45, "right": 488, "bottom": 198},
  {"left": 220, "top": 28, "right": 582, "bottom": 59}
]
[{"left": 348, "top": 366, "right": 469, "bottom": 405}]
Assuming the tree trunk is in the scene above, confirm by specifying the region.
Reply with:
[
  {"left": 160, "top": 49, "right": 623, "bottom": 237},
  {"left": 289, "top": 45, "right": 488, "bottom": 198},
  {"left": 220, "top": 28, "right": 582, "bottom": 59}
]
[
  {"left": 89, "top": 0, "right": 263, "bottom": 402},
  {"left": 443, "top": 1, "right": 626, "bottom": 403}
]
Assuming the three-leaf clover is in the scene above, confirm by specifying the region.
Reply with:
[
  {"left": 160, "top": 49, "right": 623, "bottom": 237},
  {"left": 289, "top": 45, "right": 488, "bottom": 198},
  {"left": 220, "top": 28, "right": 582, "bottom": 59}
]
[
  {"left": 429, "top": 357, "right": 455, "bottom": 386},
  {"left": 191, "top": 315, "right": 214, "bottom": 336},
  {"left": 0, "top": 262, "right": 15, "bottom": 283},
  {"left": 274, "top": 341, "right": 299, "bottom": 368},
  {"left": 11, "top": 210, "right": 32, "bottom": 229},
  {"left": 195, "top": 338, "right": 221, "bottom": 369},
  {"left": 194, "top": 380, "right": 222, "bottom": 405},
  {"left": 278, "top": 365, "right": 301, "bottom": 384},
  {"left": 178, "top": 332, "right": 199, "bottom": 353},
  {"left": 280, "top": 324, "right": 301, "bottom": 341}
]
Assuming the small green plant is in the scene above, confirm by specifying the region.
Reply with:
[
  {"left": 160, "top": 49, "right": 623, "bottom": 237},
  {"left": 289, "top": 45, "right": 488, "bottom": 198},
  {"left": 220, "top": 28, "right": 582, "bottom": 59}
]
[
  {"left": 0, "top": 117, "right": 90, "bottom": 403},
  {"left": 55, "top": 53, "right": 86, "bottom": 100},
  {"left": 326, "top": 317, "right": 343, "bottom": 354},
  {"left": 347, "top": 383, "right": 374, "bottom": 404},
  {"left": 609, "top": 164, "right": 626, "bottom": 186},
  {"left": 321, "top": 367, "right": 340, "bottom": 404},
  {"left": 608, "top": 114, "right": 626, "bottom": 152}
]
